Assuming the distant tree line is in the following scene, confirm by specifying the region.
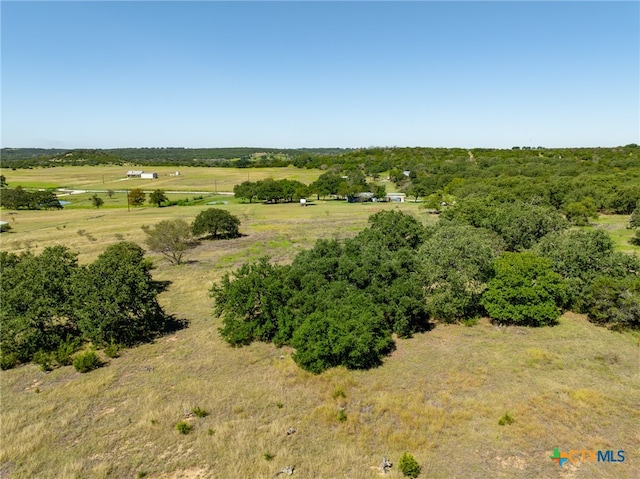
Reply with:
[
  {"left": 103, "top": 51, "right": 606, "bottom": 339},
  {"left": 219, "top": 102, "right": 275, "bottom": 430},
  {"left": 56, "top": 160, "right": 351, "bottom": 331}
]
[
  {"left": 212, "top": 209, "right": 640, "bottom": 373},
  {"left": 0, "top": 242, "right": 168, "bottom": 370}
]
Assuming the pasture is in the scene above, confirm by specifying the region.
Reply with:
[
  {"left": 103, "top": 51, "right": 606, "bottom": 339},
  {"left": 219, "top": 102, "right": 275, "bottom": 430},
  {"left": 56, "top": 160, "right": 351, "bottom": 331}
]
[
  {"left": 0, "top": 167, "right": 639, "bottom": 479},
  {"left": 0, "top": 165, "right": 323, "bottom": 192}
]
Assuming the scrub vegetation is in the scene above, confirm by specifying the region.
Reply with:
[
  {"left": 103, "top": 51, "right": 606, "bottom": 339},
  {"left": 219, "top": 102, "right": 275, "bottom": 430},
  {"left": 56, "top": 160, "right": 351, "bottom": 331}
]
[{"left": 1, "top": 146, "right": 639, "bottom": 478}]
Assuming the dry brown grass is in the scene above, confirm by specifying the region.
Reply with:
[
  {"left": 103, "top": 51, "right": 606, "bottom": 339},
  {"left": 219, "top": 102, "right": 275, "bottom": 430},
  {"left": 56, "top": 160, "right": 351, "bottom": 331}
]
[{"left": 1, "top": 185, "right": 639, "bottom": 478}]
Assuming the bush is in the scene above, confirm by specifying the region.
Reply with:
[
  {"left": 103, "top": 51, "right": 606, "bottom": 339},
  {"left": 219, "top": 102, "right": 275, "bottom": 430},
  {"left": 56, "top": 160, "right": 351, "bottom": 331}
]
[
  {"left": 175, "top": 421, "right": 193, "bottom": 435},
  {"left": 73, "top": 351, "right": 103, "bottom": 373},
  {"left": 630, "top": 230, "right": 640, "bottom": 247},
  {"left": 104, "top": 341, "right": 121, "bottom": 358},
  {"left": 498, "top": 412, "right": 514, "bottom": 425},
  {"left": 191, "top": 406, "right": 209, "bottom": 418},
  {"left": 398, "top": 452, "right": 421, "bottom": 478},
  {"left": 583, "top": 276, "right": 640, "bottom": 329}
]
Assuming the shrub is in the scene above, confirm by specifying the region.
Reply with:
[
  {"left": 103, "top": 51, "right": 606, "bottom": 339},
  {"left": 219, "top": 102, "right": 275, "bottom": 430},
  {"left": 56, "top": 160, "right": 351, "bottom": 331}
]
[
  {"left": 53, "top": 337, "right": 81, "bottom": 366},
  {"left": 34, "top": 350, "right": 53, "bottom": 372},
  {"left": 398, "top": 452, "right": 421, "bottom": 478},
  {"left": 191, "top": 406, "right": 209, "bottom": 418},
  {"left": 498, "top": 412, "right": 514, "bottom": 426},
  {"left": 332, "top": 387, "right": 346, "bottom": 399},
  {"left": 630, "top": 230, "right": 640, "bottom": 247},
  {"left": 263, "top": 452, "right": 275, "bottom": 461},
  {"left": 337, "top": 409, "right": 347, "bottom": 422},
  {"left": 175, "top": 421, "right": 193, "bottom": 435},
  {"left": 73, "top": 351, "right": 103, "bottom": 373},
  {"left": 104, "top": 341, "right": 121, "bottom": 358}
]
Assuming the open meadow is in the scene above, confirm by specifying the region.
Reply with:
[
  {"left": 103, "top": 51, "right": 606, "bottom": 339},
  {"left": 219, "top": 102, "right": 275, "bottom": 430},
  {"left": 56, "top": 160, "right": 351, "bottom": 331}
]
[
  {"left": 1, "top": 167, "right": 639, "bottom": 479},
  {"left": 0, "top": 165, "right": 323, "bottom": 193}
]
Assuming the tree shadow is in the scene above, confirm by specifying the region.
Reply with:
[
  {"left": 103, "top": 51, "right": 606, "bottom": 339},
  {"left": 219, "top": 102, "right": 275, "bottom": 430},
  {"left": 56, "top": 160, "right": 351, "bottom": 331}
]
[
  {"left": 151, "top": 279, "right": 172, "bottom": 293},
  {"left": 199, "top": 232, "right": 245, "bottom": 241},
  {"left": 162, "top": 314, "right": 190, "bottom": 334}
]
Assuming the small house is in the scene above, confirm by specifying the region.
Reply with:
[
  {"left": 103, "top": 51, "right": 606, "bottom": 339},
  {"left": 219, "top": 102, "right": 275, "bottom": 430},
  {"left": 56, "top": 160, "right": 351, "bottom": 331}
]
[{"left": 126, "top": 170, "right": 143, "bottom": 178}]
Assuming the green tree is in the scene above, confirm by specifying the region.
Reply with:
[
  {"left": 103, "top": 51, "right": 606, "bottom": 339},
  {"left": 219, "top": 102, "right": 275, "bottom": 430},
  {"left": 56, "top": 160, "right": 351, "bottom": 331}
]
[
  {"left": 420, "top": 224, "right": 503, "bottom": 322},
  {"left": 192, "top": 208, "right": 240, "bottom": 239},
  {"left": 481, "top": 252, "right": 566, "bottom": 326},
  {"left": 0, "top": 247, "right": 79, "bottom": 368},
  {"left": 533, "top": 229, "right": 639, "bottom": 311},
  {"left": 630, "top": 201, "right": 640, "bottom": 228},
  {"left": 142, "top": 219, "right": 195, "bottom": 265},
  {"left": 213, "top": 258, "right": 292, "bottom": 346},
  {"left": 309, "top": 172, "right": 343, "bottom": 199},
  {"left": 565, "top": 198, "right": 597, "bottom": 226},
  {"left": 73, "top": 242, "right": 166, "bottom": 346},
  {"left": 398, "top": 452, "right": 421, "bottom": 478},
  {"left": 583, "top": 275, "right": 640, "bottom": 329},
  {"left": 149, "top": 189, "right": 168, "bottom": 207},
  {"left": 233, "top": 181, "right": 258, "bottom": 203},
  {"left": 367, "top": 210, "right": 426, "bottom": 250},
  {"left": 0, "top": 175, "right": 7, "bottom": 187},
  {"left": 91, "top": 194, "right": 104, "bottom": 209},
  {"left": 128, "top": 188, "right": 146, "bottom": 207},
  {"left": 290, "top": 287, "right": 393, "bottom": 373},
  {"left": 106, "top": 189, "right": 114, "bottom": 198}
]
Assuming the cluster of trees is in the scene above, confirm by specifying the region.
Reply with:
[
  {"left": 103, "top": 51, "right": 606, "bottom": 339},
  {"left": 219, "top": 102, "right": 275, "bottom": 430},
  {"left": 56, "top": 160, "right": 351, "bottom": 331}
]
[
  {"left": 233, "top": 179, "right": 309, "bottom": 203},
  {"left": 142, "top": 208, "right": 241, "bottom": 264},
  {"left": 212, "top": 211, "right": 429, "bottom": 373},
  {"left": 629, "top": 201, "right": 640, "bottom": 246},
  {"left": 0, "top": 242, "right": 167, "bottom": 370},
  {"left": 0, "top": 186, "right": 62, "bottom": 210},
  {"left": 308, "top": 171, "right": 386, "bottom": 201},
  {"left": 213, "top": 209, "right": 640, "bottom": 373},
  {"left": 233, "top": 172, "right": 388, "bottom": 204}
]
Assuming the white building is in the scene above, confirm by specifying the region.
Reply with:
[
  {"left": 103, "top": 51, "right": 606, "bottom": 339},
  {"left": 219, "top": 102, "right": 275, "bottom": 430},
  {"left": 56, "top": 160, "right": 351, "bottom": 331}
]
[{"left": 141, "top": 172, "right": 158, "bottom": 179}]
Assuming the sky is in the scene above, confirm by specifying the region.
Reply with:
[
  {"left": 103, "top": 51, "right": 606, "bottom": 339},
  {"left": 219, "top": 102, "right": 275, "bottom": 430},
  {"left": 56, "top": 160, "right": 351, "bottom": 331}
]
[{"left": 1, "top": 1, "right": 639, "bottom": 149}]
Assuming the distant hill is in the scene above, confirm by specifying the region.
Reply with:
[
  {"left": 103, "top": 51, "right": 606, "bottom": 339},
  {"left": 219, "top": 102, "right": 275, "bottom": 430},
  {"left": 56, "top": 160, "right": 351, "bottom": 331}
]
[{"left": 0, "top": 147, "right": 352, "bottom": 169}]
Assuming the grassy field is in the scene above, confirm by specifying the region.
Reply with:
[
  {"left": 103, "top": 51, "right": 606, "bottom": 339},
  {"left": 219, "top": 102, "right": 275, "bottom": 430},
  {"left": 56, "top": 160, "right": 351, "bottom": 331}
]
[
  {"left": 0, "top": 165, "right": 323, "bottom": 192},
  {"left": 1, "top": 171, "right": 639, "bottom": 478}
]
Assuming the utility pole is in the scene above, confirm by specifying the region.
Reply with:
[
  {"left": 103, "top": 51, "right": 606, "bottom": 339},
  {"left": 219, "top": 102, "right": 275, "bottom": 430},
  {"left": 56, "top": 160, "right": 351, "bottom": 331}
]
[{"left": 127, "top": 190, "right": 130, "bottom": 212}]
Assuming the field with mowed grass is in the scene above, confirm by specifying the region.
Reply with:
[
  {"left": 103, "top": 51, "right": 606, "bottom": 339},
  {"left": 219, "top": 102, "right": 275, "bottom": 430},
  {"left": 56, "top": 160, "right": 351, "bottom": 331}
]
[
  {"left": 1, "top": 168, "right": 639, "bottom": 479},
  {"left": 0, "top": 165, "right": 323, "bottom": 192}
]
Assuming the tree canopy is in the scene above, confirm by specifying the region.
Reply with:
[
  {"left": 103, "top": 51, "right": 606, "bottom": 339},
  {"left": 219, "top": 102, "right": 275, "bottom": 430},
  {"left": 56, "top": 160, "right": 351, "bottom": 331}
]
[
  {"left": 142, "top": 219, "right": 195, "bottom": 265},
  {"left": 192, "top": 208, "right": 241, "bottom": 239},
  {"left": 0, "top": 243, "right": 167, "bottom": 370}
]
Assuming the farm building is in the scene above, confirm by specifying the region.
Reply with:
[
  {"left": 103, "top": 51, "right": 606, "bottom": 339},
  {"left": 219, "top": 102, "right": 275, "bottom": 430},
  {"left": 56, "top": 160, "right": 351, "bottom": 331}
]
[
  {"left": 126, "top": 171, "right": 158, "bottom": 179},
  {"left": 385, "top": 193, "right": 406, "bottom": 202}
]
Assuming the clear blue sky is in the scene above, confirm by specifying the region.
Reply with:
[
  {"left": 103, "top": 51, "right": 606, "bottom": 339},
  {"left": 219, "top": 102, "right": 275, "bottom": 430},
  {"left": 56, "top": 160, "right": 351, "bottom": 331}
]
[{"left": 2, "top": 1, "right": 638, "bottom": 149}]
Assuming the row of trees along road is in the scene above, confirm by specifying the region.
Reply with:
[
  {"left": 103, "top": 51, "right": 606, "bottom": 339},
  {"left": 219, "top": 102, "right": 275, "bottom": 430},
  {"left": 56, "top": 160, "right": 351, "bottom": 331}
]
[{"left": 212, "top": 209, "right": 640, "bottom": 373}]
